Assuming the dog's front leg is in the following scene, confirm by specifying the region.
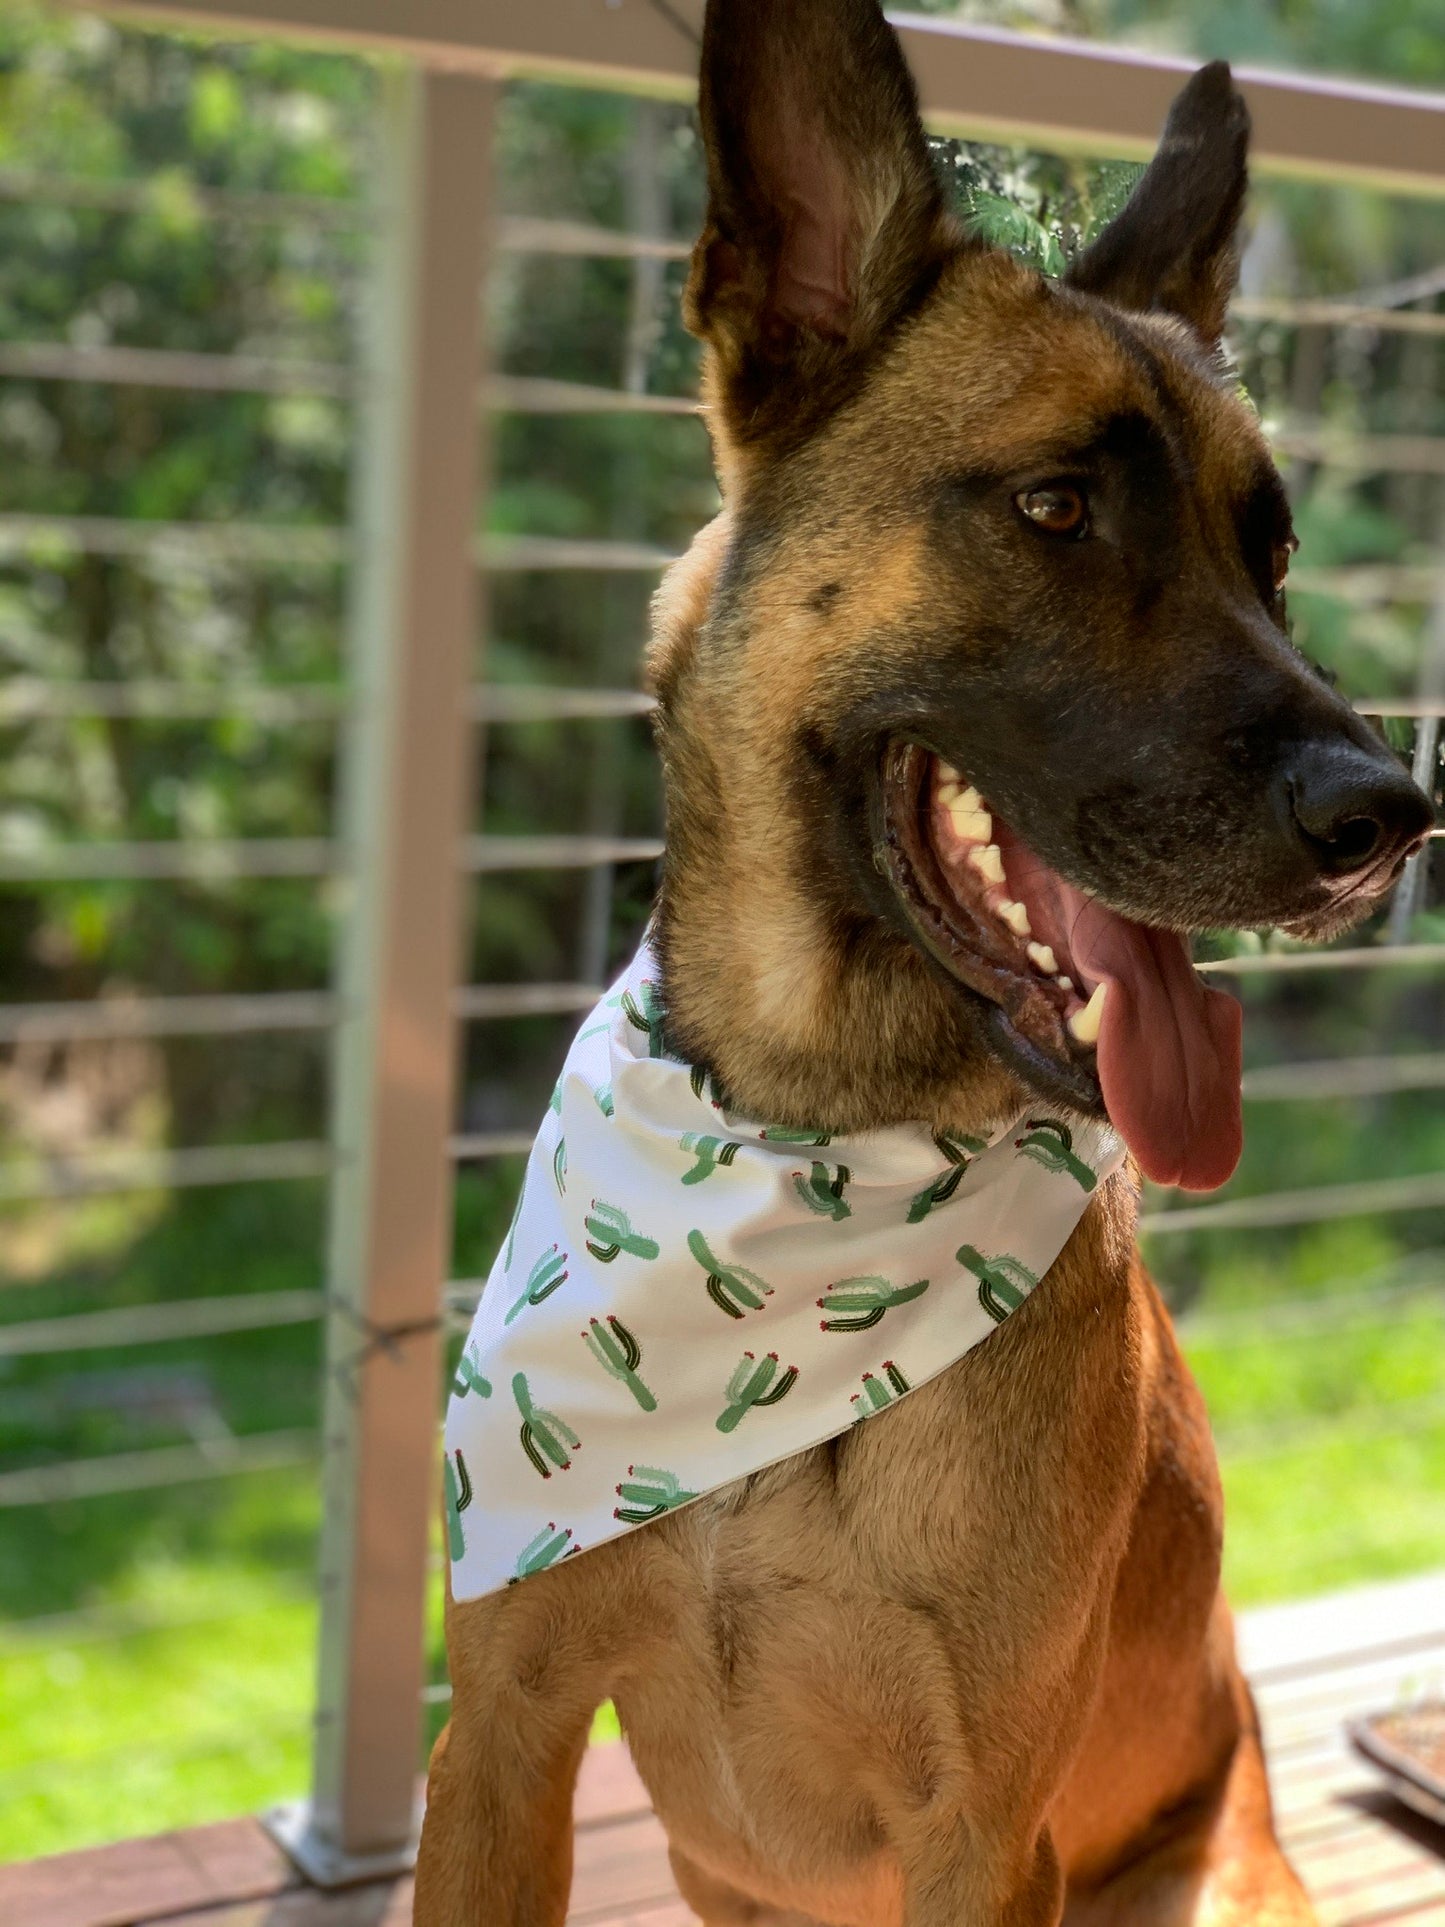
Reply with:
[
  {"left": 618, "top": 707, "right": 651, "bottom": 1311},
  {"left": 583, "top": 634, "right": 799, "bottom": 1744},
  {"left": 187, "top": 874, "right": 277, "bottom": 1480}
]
[
  {"left": 899, "top": 1816, "right": 1065, "bottom": 1927},
  {"left": 414, "top": 1582, "right": 610, "bottom": 1927}
]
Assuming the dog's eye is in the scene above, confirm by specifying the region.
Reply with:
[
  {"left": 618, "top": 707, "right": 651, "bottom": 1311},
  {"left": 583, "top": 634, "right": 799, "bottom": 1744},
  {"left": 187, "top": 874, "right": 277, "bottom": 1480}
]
[
  {"left": 1015, "top": 483, "right": 1087, "bottom": 537},
  {"left": 1272, "top": 535, "right": 1297, "bottom": 592}
]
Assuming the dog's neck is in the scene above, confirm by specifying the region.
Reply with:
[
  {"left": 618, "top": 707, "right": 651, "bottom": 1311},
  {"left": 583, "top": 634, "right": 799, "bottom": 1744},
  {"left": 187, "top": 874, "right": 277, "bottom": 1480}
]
[{"left": 646, "top": 513, "right": 1026, "bottom": 1142}]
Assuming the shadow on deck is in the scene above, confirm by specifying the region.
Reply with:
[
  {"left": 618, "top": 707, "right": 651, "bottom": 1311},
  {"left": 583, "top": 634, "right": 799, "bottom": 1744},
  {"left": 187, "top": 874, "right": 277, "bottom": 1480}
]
[{"left": 4, "top": 1571, "right": 1443, "bottom": 1927}]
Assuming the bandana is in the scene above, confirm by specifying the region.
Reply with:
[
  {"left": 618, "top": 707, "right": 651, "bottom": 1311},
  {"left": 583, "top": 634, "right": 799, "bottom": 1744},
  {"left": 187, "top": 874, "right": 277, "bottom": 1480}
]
[{"left": 445, "top": 940, "right": 1125, "bottom": 1599}]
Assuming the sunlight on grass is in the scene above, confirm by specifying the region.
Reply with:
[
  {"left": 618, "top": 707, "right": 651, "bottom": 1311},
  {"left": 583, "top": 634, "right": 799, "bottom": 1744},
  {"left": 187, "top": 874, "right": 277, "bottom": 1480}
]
[
  {"left": 0, "top": 1472, "right": 321, "bottom": 1860},
  {"left": 1179, "top": 1269, "right": 1445, "bottom": 1606}
]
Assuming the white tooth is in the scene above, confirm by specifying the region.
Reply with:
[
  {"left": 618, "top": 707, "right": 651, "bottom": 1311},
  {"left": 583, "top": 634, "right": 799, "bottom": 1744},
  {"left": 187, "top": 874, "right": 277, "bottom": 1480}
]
[
  {"left": 1056, "top": 975, "right": 1073, "bottom": 993},
  {"left": 947, "top": 798, "right": 992, "bottom": 843},
  {"left": 957, "top": 785, "right": 984, "bottom": 813},
  {"left": 937, "top": 761, "right": 964, "bottom": 788},
  {"left": 1067, "top": 982, "right": 1107, "bottom": 1045},
  {"left": 967, "top": 843, "right": 1005, "bottom": 885},
  {"left": 1026, "top": 942, "right": 1058, "bottom": 975},
  {"left": 999, "top": 898, "right": 1031, "bottom": 937}
]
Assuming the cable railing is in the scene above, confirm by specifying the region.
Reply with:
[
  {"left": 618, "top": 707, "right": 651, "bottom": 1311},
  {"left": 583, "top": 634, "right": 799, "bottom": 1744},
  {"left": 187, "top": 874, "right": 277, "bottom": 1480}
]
[{"left": 0, "top": 48, "right": 1442, "bottom": 1885}]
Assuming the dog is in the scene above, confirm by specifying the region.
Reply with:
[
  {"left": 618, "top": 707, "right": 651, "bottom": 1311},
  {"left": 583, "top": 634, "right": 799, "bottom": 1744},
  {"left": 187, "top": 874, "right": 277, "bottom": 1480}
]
[{"left": 414, "top": 2, "right": 1433, "bottom": 1921}]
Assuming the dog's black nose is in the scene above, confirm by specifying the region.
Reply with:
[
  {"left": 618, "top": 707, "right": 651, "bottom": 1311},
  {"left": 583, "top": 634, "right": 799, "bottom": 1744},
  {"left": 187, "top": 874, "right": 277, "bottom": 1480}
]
[{"left": 1285, "top": 738, "right": 1434, "bottom": 879}]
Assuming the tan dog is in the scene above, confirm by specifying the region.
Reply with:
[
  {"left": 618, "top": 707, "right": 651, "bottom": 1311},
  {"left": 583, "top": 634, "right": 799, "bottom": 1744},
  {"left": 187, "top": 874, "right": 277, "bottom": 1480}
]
[{"left": 415, "top": 3, "right": 1432, "bottom": 1920}]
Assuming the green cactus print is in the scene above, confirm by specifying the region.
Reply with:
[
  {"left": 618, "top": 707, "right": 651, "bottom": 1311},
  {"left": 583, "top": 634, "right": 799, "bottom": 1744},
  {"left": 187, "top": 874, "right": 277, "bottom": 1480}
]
[
  {"left": 511, "top": 1522, "right": 576, "bottom": 1581},
  {"left": 553, "top": 1137, "right": 568, "bottom": 1195},
  {"left": 584, "top": 1200, "right": 660, "bottom": 1263},
  {"left": 957, "top": 1244, "right": 1039, "bottom": 1323},
  {"left": 906, "top": 1164, "right": 966, "bottom": 1222},
  {"left": 759, "top": 1124, "right": 831, "bottom": 1146},
  {"left": 817, "top": 1274, "right": 930, "bottom": 1333},
  {"left": 443, "top": 1448, "right": 472, "bottom": 1559},
  {"left": 906, "top": 1132, "right": 985, "bottom": 1222},
  {"left": 792, "top": 1159, "right": 852, "bottom": 1221},
  {"left": 1014, "top": 1119, "right": 1097, "bottom": 1192},
  {"left": 716, "top": 1351, "right": 799, "bottom": 1433},
  {"left": 621, "top": 983, "right": 666, "bottom": 1058},
  {"left": 936, "top": 1130, "right": 987, "bottom": 1161},
  {"left": 593, "top": 1082, "right": 615, "bottom": 1118},
  {"left": 850, "top": 1360, "right": 910, "bottom": 1420},
  {"left": 613, "top": 1464, "right": 698, "bottom": 1525},
  {"left": 680, "top": 1132, "right": 741, "bottom": 1184},
  {"left": 549, "top": 1074, "right": 564, "bottom": 1115},
  {"left": 451, "top": 1344, "right": 492, "bottom": 1399},
  {"left": 581, "top": 1315, "right": 657, "bottom": 1411},
  {"left": 689, "top": 1062, "right": 723, "bottom": 1106},
  {"left": 513, "top": 1371, "right": 581, "bottom": 1478},
  {"left": 687, "top": 1228, "right": 772, "bottom": 1319},
  {"left": 501, "top": 1170, "right": 527, "bottom": 1269},
  {"left": 504, "top": 1245, "right": 569, "bottom": 1325}
]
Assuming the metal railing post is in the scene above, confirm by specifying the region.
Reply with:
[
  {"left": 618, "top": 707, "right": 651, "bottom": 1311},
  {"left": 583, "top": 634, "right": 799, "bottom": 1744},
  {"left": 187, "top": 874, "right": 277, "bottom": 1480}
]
[{"left": 264, "top": 61, "right": 497, "bottom": 1885}]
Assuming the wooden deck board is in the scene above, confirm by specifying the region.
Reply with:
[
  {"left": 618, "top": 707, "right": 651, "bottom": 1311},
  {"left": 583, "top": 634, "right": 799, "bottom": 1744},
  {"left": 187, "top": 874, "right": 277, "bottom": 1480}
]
[{"left": 1, "top": 1574, "right": 1441, "bottom": 1927}]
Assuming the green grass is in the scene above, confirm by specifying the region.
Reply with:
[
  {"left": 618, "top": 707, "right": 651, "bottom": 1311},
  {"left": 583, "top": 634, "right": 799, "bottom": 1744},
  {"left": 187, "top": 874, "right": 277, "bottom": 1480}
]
[
  {"left": 0, "top": 1472, "right": 321, "bottom": 1861},
  {"left": 1179, "top": 1281, "right": 1445, "bottom": 1604}
]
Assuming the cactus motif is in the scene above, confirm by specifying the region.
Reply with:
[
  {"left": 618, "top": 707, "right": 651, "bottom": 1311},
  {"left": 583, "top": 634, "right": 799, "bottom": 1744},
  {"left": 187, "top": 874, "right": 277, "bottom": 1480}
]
[
  {"left": 451, "top": 1343, "right": 492, "bottom": 1399},
  {"left": 511, "top": 1522, "right": 577, "bottom": 1581},
  {"left": 906, "top": 1132, "right": 985, "bottom": 1222},
  {"left": 549, "top": 1074, "right": 564, "bottom": 1116},
  {"left": 553, "top": 1137, "right": 568, "bottom": 1195},
  {"left": 513, "top": 1371, "right": 581, "bottom": 1478},
  {"left": 906, "top": 1164, "right": 966, "bottom": 1223},
  {"left": 792, "top": 1159, "right": 852, "bottom": 1221},
  {"left": 687, "top": 1228, "right": 772, "bottom": 1319},
  {"left": 593, "top": 1082, "right": 615, "bottom": 1118},
  {"left": 443, "top": 1447, "right": 472, "bottom": 1559},
  {"left": 1014, "top": 1118, "right": 1097, "bottom": 1191},
  {"left": 850, "top": 1360, "right": 911, "bottom": 1421},
  {"left": 957, "top": 1244, "right": 1039, "bottom": 1323},
  {"left": 937, "top": 1130, "right": 986, "bottom": 1161},
  {"left": 504, "top": 1244, "right": 569, "bottom": 1325},
  {"left": 680, "top": 1132, "right": 741, "bottom": 1185},
  {"left": 614, "top": 1464, "right": 698, "bottom": 1524},
  {"left": 716, "top": 1351, "right": 799, "bottom": 1433},
  {"left": 759, "top": 1123, "right": 831, "bottom": 1146},
  {"left": 584, "top": 1200, "right": 660, "bottom": 1263},
  {"left": 689, "top": 1062, "right": 723, "bottom": 1107},
  {"left": 817, "top": 1274, "right": 930, "bottom": 1333},
  {"left": 621, "top": 982, "right": 666, "bottom": 1058},
  {"left": 578, "top": 991, "right": 625, "bottom": 1046},
  {"left": 581, "top": 1314, "right": 657, "bottom": 1411},
  {"left": 501, "top": 1170, "right": 527, "bottom": 1268}
]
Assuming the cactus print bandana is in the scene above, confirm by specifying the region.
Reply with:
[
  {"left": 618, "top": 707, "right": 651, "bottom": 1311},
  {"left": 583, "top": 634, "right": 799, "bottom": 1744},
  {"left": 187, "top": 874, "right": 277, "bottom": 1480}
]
[{"left": 445, "top": 940, "right": 1126, "bottom": 1599}]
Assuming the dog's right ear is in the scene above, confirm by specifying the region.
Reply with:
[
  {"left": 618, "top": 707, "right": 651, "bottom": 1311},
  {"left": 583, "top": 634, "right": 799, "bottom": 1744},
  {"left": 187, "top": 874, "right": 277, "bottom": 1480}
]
[
  {"left": 687, "top": 0, "right": 956, "bottom": 453},
  {"left": 1063, "top": 62, "right": 1249, "bottom": 347}
]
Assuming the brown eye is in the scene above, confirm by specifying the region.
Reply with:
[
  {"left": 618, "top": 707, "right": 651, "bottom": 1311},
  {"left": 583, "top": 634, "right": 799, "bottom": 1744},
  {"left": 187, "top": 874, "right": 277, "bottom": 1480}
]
[
  {"left": 1015, "top": 483, "right": 1087, "bottom": 536},
  {"left": 1272, "top": 536, "right": 1297, "bottom": 593}
]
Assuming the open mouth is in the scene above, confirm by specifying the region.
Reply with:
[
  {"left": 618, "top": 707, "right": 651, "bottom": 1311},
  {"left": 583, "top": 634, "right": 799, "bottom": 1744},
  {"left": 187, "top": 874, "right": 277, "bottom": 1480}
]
[{"left": 877, "top": 741, "right": 1243, "bottom": 1192}]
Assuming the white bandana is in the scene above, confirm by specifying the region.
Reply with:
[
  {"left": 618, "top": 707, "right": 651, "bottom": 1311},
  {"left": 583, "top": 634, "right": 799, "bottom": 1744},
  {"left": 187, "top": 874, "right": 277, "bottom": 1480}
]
[{"left": 445, "top": 940, "right": 1125, "bottom": 1599}]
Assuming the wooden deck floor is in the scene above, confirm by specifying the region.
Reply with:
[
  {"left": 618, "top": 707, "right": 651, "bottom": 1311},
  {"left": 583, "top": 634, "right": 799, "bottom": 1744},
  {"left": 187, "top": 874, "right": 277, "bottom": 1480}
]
[{"left": 4, "top": 1571, "right": 1442, "bottom": 1927}]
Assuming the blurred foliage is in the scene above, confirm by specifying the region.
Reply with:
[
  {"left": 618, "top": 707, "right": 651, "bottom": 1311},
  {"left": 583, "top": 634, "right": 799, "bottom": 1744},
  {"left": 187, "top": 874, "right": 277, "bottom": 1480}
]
[{"left": 0, "top": 0, "right": 1444, "bottom": 1862}]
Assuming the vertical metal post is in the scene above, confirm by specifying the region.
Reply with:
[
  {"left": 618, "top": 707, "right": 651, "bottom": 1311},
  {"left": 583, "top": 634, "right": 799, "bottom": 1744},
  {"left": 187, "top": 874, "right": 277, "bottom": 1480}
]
[{"left": 265, "top": 61, "right": 497, "bottom": 1886}]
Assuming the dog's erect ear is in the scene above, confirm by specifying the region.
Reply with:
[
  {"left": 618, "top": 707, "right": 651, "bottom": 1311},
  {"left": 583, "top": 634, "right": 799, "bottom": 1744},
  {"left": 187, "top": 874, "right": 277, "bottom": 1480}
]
[
  {"left": 687, "top": 0, "right": 955, "bottom": 447},
  {"left": 1064, "top": 62, "right": 1249, "bottom": 347}
]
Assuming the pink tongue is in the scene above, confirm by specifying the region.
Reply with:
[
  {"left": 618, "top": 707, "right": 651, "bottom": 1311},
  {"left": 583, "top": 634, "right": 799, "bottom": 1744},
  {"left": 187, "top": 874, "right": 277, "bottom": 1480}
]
[
  {"left": 1068, "top": 904, "right": 1242, "bottom": 1192},
  {"left": 999, "top": 831, "right": 1243, "bottom": 1192}
]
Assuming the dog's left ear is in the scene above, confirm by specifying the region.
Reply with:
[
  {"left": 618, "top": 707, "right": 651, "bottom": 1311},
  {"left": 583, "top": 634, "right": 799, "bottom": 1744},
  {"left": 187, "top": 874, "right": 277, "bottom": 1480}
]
[
  {"left": 686, "top": 0, "right": 957, "bottom": 450},
  {"left": 1064, "top": 62, "right": 1249, "bottom": 347}
]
